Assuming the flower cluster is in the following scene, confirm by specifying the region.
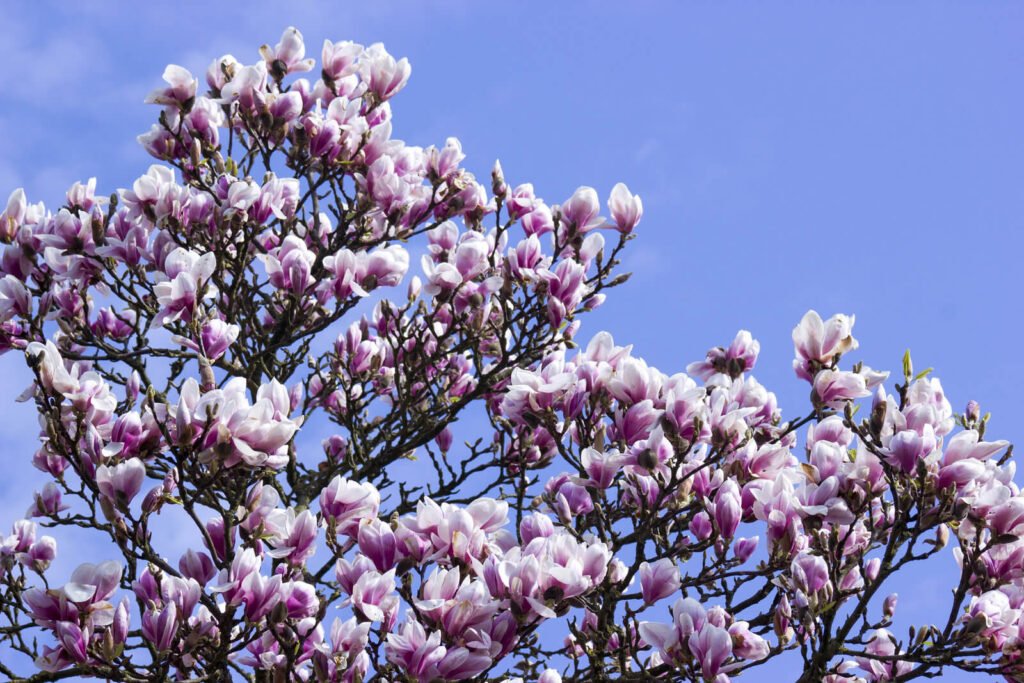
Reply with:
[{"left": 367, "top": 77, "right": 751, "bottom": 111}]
[{"left": 0, "top": 25, "right": 1018, "bottom": 683}]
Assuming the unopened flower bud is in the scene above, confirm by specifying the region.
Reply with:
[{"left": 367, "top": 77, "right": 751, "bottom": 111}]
[
  {"left": 734, "top": 536, "right": 759, "bottom": 563},
  {"left": 434, "top": 427, "right": 453, "bottom": 453},
  {"left": 691, "top": 511, "right": 713, "bottom": 541},
  {"left": 407, "top": 275, "right": 422, "bottom": 300},
  {"left": 126, "top": 370, "right": 141, "bottom": 406},
  {"left": 883, "top": 593, "right": 898, "bottom": 619},
  {"left": 491, "top": 159, "right": 508, "bottom": 198},
  {"left": 865, "top": 557, "right": 882, "bottom": 583},
  {"left": 774, "top": 594, "right": 793, "bottom": 643}
]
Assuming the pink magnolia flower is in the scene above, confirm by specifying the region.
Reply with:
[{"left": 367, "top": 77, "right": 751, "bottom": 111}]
[
  {"left": 713, "top": 479, "right": 743, "bottom": 539},
  {"left": 153, "top": 248, "right": 217, "bottom": 326},
  {"left": 507, "top": 234, "right": 550, "bottom": 282},
  {"left": 361, "top": 43, "right": 411, "bottom": 102},
  {"left": 220, "top": 63, "right": 269, "bottom": 110},
  {"left": 349, "top": 568, "right": 398, "bottom": 624},
  {"left": 748, "top": 476, "right": 805, "bottom": 554},
  {"left": 415, "top": 568, "right": 498, "bottom": 637},
  {"left": 0, "top": 188, "right": 27, "bottom": 241},
  {"left": 95, "top": 458, "right": 146, "bottom": 507},
  {"left": 903, "top": 377, "right": 955, "bottom": 437},
  {"left": 322, "top": 39, "right": 363, "bottom": 84},
  {"left": 549, "top": 477, "right": 594, "bottom": 522},
  {"left": 199, "top": 318, "right": 239, "bottom": 360},
  {"left": 178, "top": 549, "right": 216, "bottom": 586},
  {"left": 506, "top": 183, "right": 538, "bottom": 220},
  {"left": 522, "top": 202, "right": 555, "bottom": 236},
  {"left": 211, "top": 548, "right": 260, "bottom": 605},
  {"left": 145, "top": 64, "right": 197, "bottom": 107},
  {"left": 607, "top": 182, "right": 643, "bottom": 234},
  {"left": 320, "top": 476, "right": 380, "bottom": 536},
  {"left": 942, "top": 429, "right": 1009, "bottom": 466},
  {"left": 639, "top": 558, "right": 681, "bottom": 605},
  {"left": 734, "top": 536, "right": 759, "bottom": 563},
  {"left": 581, "top": 447, "right": 626, "bottom": 489},
  {"left": 988, "top": 497, "right": 1024, "bottom": 539},
  {"left": 260, "top": 27, "right": 315, "bottom": 76},
  {"left": 856, "top": 629, "right": 912, "bottom": 681},
  {"left": 203, "top": 516, "right": 236, "bottom": 564},
  {"left": 638, "top": 597, "right": 706, "bottom": 664},
  {"left": 792, "top": 310, "right": 858, "bottom": 381},
  {"left": 0, "top": 274, "right": 31, "bottom": 322},
  {"left": 729, "top": 620, "right": 769, "bottom": 661},
  {"left": 426, "top": 137, "right": 466, "bottom": 181},
  {"left": 688, "top": 330, "right": 761, "bottom": 381},
  {"left": 27, "top": 482, "right": 68, "bottom": 518},
  {"left": 520, "top": 513, "right": 555, "bottom": 544},
  {"left": 281, "top": 580, "right": 319, "bottom": 619},
  {"left": 260, "top": 234, "right": 315, "bottom": 294},
  {"left": 689, "top": 623, "right": 733, "bottom": 680},
  {"left": 186, "top": 377, "right": 302, "bottom": 469},
  {"left": 691, "top": 511, "right": 713, "bottom": 541},
  {"left": 26, "top": 341, "right": 78, "bottom": 395},
  {"left": 964, "top": 589, "right": 1022, "bottom": 650},
  {"left": 320, "top": 616, "right": 371, "bottom": 681},
  {"left": 24, "top": 536, "right": 57, "bottom": 572},
  {"left": 358, "top": 518, "right": 398, "bottom": 572},
  {"left": 385, "top": 620, "right": 449, "bottom": 681},
  {"left": 559, "top": 187, "right": 605, "bottom": 233},
  {"left": 813, "top": 369, "right": 871, "bottom": 409},
  {"left": 54, "top": 621, "right": 89, "bottom": 663},
  {"left": 264, "top": 508, "right": 319, "bottom": 565},
  {"left": 65, "top": 562, "right": 115, "bottom": 602},
  {"left": 141, "top": 601, "right": 178, "bottom": 653},
  {"left": 884, "top": 427, "right": 937, "bottom": 474}
]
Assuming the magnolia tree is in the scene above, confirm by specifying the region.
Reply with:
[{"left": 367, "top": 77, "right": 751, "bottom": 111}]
[{"left": 0, "top": 26, "right": 1019, "bottom": 683}]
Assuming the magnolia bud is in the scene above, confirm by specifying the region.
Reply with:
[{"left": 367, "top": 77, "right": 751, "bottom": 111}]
[
  {"left": 491, "top": 159, "right": 508, "bottom": 198},
  {"left": 865, "top": 557, "right": 882, "bottom": 583},
  {"left": 883, "top": 593, "right": 898, "bottom": 619},
  {"left": 289, "top": 382, "right": 304, "bottom": 413},
  {"left": 691, "top": 511, "right": 713, "bottom": 541},
  {"left": 734, "top": 536, "right": 759, "bottom": 563},
  {"left": 965, "top": 400, "right": 981, "bottom": 423},
  {"left": 407, "top": 275, "right": 422, "bottom": 300},
  {"left": 434, "top": 427, "right": 453, "bottom": 453},
  {"left": 774, "top": 595, "right": 793, "bottom": 643}
]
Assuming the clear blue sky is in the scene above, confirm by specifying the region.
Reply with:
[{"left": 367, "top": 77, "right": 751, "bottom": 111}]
[{"left": 1, "top": 2, "right": 1021, "bottom": 680}]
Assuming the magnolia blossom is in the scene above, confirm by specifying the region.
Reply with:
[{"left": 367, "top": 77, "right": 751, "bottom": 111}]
[
  {"left": 639, "top": 598, "right": 768, "bottom": 677},
  {"left": 607, "top": 182, "right": 643, "bottom": 234},
  {"left": 639, "top": 558, "right": 681, "bottom": 605},
  {"left": 793, "top": 310, "right": 858, "bottom": 381},
  {"left": 144, "top": 65, "right": 197, "bottom": 106},
  {"left": 95, "top": 459, "right": 146, "bottom": 507},
  {"left": 260, "top": 27, "right": 315, "bottom": 76},
  {"left": 153, "top": 248, "right": 217, "bottom": 325},
  {"left": 320, "top": 476, "right": 381, "bottom": 536}
]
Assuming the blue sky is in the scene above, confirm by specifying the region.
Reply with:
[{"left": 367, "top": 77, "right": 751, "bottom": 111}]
[{"left": 1, "top": 1, "right": 1021, "bottom": 680}]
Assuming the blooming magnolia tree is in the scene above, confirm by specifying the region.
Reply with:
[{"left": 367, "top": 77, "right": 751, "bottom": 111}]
[{"left": 0, "top": 26, "right": 1019, "bottom": 683}]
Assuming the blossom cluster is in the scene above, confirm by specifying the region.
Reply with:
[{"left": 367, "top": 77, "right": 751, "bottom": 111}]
[{"left": 0, "top": 25, "right": 1018, "bottom": 683}]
